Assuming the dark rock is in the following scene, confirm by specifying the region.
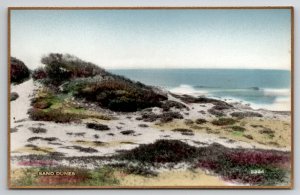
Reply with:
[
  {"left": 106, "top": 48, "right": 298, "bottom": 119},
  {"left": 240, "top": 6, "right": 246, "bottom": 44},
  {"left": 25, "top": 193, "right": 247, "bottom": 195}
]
[
  {"left": 181, "top": 132, "right": 195, "bottom": 136},
  {"left": 74, "top": 132, "right": 85, "bottom": 137},
  {"left": 172, "top": 128, "right": 194, "bottom": 135},
  {"left": 28, "top": 127, "right": 47, "bottom": 133},
  {"left": 170, "top": 93, "right": 232, "bottom": 107},
  {"left": 161, "top": 100, "right": 188, "bottom": 111},
  {"left": 212, "top": 103, "right": 232, "bottom": 110},
  {"left": 10, "top": 92, "right": 19, "bottom": 101},
  {"left": 208, "top": 108, "right": 225, "bottom": 117},
  {"left": 86, "top": 123, "right": 110, "bottom": 131},
  {"left": 160, "top": 111, "right": 183, "bottom": 123},
  {"left": 171, "top": 128, "right": 193, "bottom": 133},
  {"left": 11, "top": 127, "right": 18, "bottom": 133},
  {"left": 120, "top": 130, "right": 135, "bottom": 135},
  {"left": 140, "top": 112, "right": 159, "bottom": 122},
  {"left": 231, "top": 111, "right": 263, "bottom": 118},
  {"left": 27, "top": 136, "right": 58, "bottom": 142},
  {"left": 198, "top": 110, "right": 206, "bottom": 114},
  {"left": 72, "top": 145, "right": 98, "bottom": 153},
  {"left": 138, "top": 124, "right": 149, "bottom": 128}
]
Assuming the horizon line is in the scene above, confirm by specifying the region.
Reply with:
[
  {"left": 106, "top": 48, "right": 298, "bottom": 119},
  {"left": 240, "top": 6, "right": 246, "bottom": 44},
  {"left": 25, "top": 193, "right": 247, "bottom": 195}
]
[{"left": 105, "top": 67, "right": 291, "bottom": 71}]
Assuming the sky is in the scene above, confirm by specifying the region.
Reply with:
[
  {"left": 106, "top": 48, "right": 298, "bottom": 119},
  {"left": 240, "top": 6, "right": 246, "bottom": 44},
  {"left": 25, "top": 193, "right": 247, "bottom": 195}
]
[{"left": 11, "top": 9, "right": 292, "bottom": 70}]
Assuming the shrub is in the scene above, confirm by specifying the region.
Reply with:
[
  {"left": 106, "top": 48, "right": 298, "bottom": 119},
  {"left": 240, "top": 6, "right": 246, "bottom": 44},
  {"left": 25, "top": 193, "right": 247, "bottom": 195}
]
[
  {"left": 161, "top": 100, "right": 188, "bottom": 111},
  {"left": 160, "top": 111, "right": 183, "bottom": 122},
  {"left": 194, "top": 145, "right": 290, "bottom": 185},
  {"left": 208, "top": 108, "right": 225, "bottom": 117},
  {"left": 231, "top": 126, "right": 246, "bottom": 132},
  {"left": 28, "top": 108, "right": 81, "bottom": 123},
  {"left": 76, "top": 79, "right": 167, "bottom": 112},
  {"left": 231, "top": 111, "right": 263, "bottom": 118},
  {"left": 28, "top": 108, "right": 110, "bottom": 123},
  {"left": 32, "top": 67, "right": 47, "bottom": 80},
  {"left": 195, "top": 118, "right": 207, "bottom": 124},
  {"left": 211, "top": 118, "right": 237, "bottom": 126},
  {"left": 11, "top": 57, "right": 30, "bottom": 84},
  {"left": 41, "top": 53, "right": 107, "bottom": 85},
  {"left": 35, "top": 53, "right": 167, "bottom": 112},
  {"left": 118, "top": 139, "right": 198, "bottom": 164}
]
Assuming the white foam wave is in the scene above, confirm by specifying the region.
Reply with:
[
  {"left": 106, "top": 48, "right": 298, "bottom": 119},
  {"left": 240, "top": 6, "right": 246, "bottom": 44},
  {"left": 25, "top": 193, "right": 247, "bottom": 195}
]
[
  {"left": 262, "top": 88, "right": 290, "bottom": 96},
  {"left": 242, "top": 96, "right": 290, "bottom": 111},
  {"left": 169, "top": 84, "right": 208, "bottom": 96},
  {"left": 169, "top": 85, "right": 291, "bottom": 111}
]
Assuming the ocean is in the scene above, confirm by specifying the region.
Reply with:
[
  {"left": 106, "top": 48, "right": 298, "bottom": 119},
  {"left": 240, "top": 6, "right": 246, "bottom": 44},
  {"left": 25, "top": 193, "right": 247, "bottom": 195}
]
[{"left": 109, "top": 69, "right": 291, "bottom": 111}]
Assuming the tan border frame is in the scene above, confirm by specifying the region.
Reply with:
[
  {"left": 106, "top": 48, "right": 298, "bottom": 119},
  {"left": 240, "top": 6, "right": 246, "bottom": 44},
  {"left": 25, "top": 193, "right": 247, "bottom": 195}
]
[{"left": 7, "top": 6, "right": 294, "bottom": 189}]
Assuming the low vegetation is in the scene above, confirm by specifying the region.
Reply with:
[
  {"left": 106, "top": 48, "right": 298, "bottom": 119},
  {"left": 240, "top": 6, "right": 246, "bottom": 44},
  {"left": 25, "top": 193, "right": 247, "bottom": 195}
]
[
  {"left": 195, "top": 118, "right": 207, "bottom": 124},
  {"left": 230, "top": 126, "right": 246, "bottom": 132},
  {"left": 195, "top": 148, "right": 290, "bottom": 185},
  {"left": 28, "top": 87, "right": 111, "bottom": 123},
  {"left": 11, "top": 166, "right": 119, "bottom": 187},
  {"left": 231, "top": 111, "right": 263, "bottom": 118},
  {"left": 117, "top": 140, "right": 290, "bottom": 185},
  {"left": 211, "top": 118, "right": 237, "bottom": 126},
  {"left": 74, "top": 79, "right": 167, "bottom": 112},
  {"left": 31, "top": 53, "right": 167, "bottom": 112},
  {"left": 118, "top": 140, "right": 199, "bottom": 164}
]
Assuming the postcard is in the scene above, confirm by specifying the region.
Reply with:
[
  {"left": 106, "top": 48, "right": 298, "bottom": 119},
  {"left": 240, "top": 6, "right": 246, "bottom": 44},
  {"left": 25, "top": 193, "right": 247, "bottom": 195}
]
[{"left": 8, "top": 7, "right": 293, "bottom": 188}]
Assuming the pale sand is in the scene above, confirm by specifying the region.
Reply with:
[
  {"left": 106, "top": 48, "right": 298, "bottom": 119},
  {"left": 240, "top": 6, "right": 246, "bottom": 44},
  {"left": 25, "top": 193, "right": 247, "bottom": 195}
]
[
  {"left": 117, "top": 169, "right": 228, "bottom": 186},
  {"left": 10, "top": 79, "right": 291, "bottom": 161},
  {"left": 156, "top": 117, "right": 291, "bottom": 149}
]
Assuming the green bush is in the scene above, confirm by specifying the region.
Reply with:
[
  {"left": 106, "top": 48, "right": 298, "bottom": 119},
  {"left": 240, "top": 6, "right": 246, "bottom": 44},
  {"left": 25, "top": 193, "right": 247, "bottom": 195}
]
[
  {"left": 36, "top": 53, "right": 167, "bottom": 112},
  {"left": 40, "top": 53, "right": 107, "bottom": 85},
  {"left": 75, "top": 79, "right": 167, "bottom": 112}
]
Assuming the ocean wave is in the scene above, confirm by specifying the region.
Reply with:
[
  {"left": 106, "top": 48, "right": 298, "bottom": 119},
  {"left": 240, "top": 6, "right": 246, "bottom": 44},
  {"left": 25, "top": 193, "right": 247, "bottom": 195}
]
[
  {"left": 250, "top": 97, "right": 291, "bottom": 111},
  {"left": 172, "top": 85, "right": 290, "bottom": 96},
  {"left": 262, "top": 88, "right": 290, "bottom": 96},
  {"left": 169, "top": 84, "right": 208, "bottom": 96},
  {"left": 194, "top": 85, "right": 260, "bottom": 91},
  {"left": 169, "top": 84, "right": 291, "bottom": 111}
]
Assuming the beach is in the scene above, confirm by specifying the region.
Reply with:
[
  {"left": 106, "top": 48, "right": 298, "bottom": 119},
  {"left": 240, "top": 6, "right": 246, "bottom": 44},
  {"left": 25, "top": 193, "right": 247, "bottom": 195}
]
[{"left": 10, "top": 76, "right": 291, "bottom": 187}]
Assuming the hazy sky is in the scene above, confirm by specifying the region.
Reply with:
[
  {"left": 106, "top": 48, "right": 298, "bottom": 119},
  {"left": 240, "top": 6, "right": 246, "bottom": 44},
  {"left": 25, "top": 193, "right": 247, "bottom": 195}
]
[{"left": 11, "top": 9, "right": 291, "bottom": 70}]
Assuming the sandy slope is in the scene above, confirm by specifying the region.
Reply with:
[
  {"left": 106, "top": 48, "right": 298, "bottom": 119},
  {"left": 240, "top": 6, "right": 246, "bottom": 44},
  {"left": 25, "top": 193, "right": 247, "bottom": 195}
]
[{"left": 10, "top": 79, "right": 291, "bottom": 159}]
